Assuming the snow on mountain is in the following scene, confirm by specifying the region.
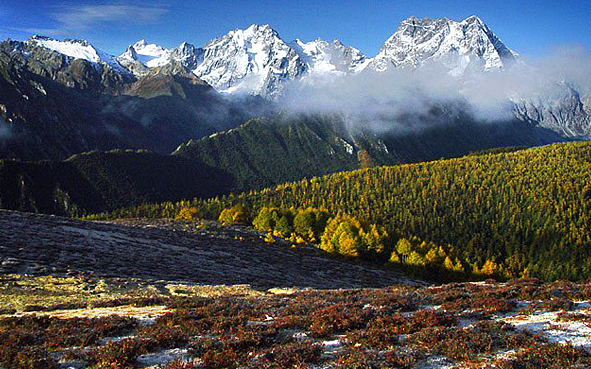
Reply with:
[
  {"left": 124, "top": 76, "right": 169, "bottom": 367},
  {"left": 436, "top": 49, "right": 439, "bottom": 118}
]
[
  {"left": 26, "top": 35, "right": 126, "bottom": 72},
  {"left": 190, "top": 24, "right": 306, "bottom": 98},
  {"left": 188, "top": 25, "right": 369, "bottom": 97},
  {"left": 291, "top": 38, "right": 369, "bottom": 75},
  {"left": 11, "top": 17, "right": 591, "bottom": 139},
  {"left": 513, "top": 82, "right": 591, "bottom": 138},
  {"left": 118, "top": 40, "right": 203, "bottom": 76},
  {"left": 170, "top": 42, "right": 203, "bottom": 70},
  {"left": 118, "top": 39, "right": 171, "bottom": 68},
  {"left": 186, "top": 16, "right": 515, "bottom": 96},
  {"left": 368, "top": 15, "right": 517, "bottom": 75},
  {"left": 24, "top": 17, "right": 519, "bottom": 95}
]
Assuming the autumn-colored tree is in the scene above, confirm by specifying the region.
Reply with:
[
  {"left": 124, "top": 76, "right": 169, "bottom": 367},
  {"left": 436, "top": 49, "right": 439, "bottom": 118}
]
[{"left": 175, "top": 206, "right": 198, "bottom": 221}]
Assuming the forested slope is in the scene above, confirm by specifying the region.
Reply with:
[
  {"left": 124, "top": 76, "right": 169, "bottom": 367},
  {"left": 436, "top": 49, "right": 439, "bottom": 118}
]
[
  {"left": 173, "top": 113, "right": 566, "bottom": 193},
  {"left": 0, "top": 150, "right": 232, "bottom": 215},
  {"left": 102, "top": 141, "right": 591, "bottom": 281}
]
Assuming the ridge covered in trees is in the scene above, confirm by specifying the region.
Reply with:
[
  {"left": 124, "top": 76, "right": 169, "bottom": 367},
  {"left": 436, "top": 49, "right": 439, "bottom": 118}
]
[
  {"left": 0, "top": 149, "right": 232, "bottom": 215},
  {"left": 90, "top": 141, "right": 591, "bottom": 281}
]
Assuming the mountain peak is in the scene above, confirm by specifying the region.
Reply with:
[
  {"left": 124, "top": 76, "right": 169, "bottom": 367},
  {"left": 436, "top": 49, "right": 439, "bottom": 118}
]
[
  {"left": 28, "top": 35, "right": 91, "bottom": 48},
  {"left": 29, "top": 35, "right": 56, "bottom": 42},
  {"left": 121, "top": 40, "right": 170, "bottom": 69},
  {"left": 25, "top": 35, "right": 124, "bottom": 71},
  {"left": 121, "top": 45, "right": 138, "bottom": 60},
  {"left": 245, "top": 24, "right": 274, "bottom": 32},
  {"left": 370, "top": 15, "right": 516, "bottom": 73},
  {"left": 63, "top": 38, "right": 91, "bottom": 47},
  {"left": 193, "top": 23, "right": 303, "bottom": 97},
  {"left": 134, "top": 39, "right": 148, "bottom": 47},
  {"left": 462, "top": 15, "right": 484, "bottom": 25},
  {"left": 241, "top": 24, "right": 280, "bottom": 38}
]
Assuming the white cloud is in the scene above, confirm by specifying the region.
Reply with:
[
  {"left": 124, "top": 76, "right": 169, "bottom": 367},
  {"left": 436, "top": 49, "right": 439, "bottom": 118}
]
[
  {"left": 278, "top": 45, "right": 591, "bottom": 132},
  {"left": 51, "top": 3, "right": 168, "bottom": 31}
]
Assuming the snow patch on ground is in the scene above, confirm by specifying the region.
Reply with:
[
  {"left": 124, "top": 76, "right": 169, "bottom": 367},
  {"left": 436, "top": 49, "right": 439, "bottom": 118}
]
[
  {"left": 415, "top": 355, "right": 456, "bottom": 369},
  {"left": 322, "top": 335, "right": 345, "bottom": 355},
  {"left": 338, "top": 137, "right": 354, "bottom": 154},
  {"left": 502, "top": 306, "right": 591, "bottom": 350},
  {"left": 137, "top": 348, "right": 191, "bottom": 368}
]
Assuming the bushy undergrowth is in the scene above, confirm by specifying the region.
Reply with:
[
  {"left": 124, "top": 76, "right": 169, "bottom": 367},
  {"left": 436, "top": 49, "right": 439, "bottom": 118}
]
[
  {"left": 3, "top": 279, "right": 591, "bottom": 368},
  {"left": 0, "top": 315, "right": 138, "bottom": 369}
]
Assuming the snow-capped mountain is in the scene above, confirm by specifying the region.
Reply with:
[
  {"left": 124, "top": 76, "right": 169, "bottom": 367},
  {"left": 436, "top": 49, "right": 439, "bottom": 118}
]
[
  {"left": 118, "top": 40, "right": 204, "bottom": 76},
  {"left": 24, "top": 16, "right": 519, "bottom": 96},
  {"left": 118, "top": 39, "right": 170, "bottom": 68},
  {"left": 291, "top": 38, "right": 369, "bottom": 75},
  {"left": 191, "top": 24, "right": 306, "bottom": 98},
  {"left": 170, "top": 42, "right": 203, "bottom": 70},
  {"left": 10, "top": 16, "right": 591, "bottom": 139},
  {"left": 117, "top": 25, "right": 369, "bottom": 97},
  {"left": 26, "top": 35, "right": 126, "bottom": 73},
  {"left": 369, "top": 15, "right": 517, "bottom": 74}
]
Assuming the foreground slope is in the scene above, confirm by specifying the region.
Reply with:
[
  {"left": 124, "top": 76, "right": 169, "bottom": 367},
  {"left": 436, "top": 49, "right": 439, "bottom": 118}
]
[
  {"left": 2, "top": 275, "right": 591, "bottom": 368},
  {"left": 0, "top": 210, "right": 412, "bottom": 289}
]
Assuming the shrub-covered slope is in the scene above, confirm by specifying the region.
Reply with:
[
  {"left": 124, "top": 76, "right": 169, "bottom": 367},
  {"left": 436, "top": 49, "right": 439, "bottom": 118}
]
[{"left": 3, "top": 276, "right": 591, "bottom": 369}]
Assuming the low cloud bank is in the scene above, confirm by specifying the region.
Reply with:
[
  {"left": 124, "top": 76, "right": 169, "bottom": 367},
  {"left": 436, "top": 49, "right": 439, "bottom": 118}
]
[{"left": 279, "top": 45, "right": 591, "bottom": 133}]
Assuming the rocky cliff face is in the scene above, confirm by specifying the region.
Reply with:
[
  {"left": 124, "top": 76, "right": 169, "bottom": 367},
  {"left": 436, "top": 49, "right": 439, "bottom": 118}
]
[{"left": 513, "top": 83, "right": 591, "bottom": 138}]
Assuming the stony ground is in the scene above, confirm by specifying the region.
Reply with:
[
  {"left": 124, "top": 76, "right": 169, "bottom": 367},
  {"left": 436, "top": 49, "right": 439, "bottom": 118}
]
[{"left": 0, "top": 210, "right": 416, "bottom": 290}]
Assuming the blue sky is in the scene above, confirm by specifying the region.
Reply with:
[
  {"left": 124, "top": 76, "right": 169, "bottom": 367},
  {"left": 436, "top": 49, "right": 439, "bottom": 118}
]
[{"left": 1, "top": 0, "right": 590, "bottom": 59}]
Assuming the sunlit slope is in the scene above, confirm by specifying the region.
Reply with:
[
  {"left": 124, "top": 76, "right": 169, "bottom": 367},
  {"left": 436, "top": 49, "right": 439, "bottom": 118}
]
[{"left": 200, "top": 141, "right": 591, "bottom": 280}]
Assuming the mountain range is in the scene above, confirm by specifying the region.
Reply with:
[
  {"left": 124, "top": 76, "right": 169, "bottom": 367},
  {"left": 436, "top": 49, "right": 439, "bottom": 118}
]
[
  {"left": 25, "top": 16, "right": 518, "bottom": 98},
  {"left": 2, "top": 15, "right": 587, "bottom": 142},
  {"left": 0, "top": 15, "right": 588, "bottom": 215}
]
